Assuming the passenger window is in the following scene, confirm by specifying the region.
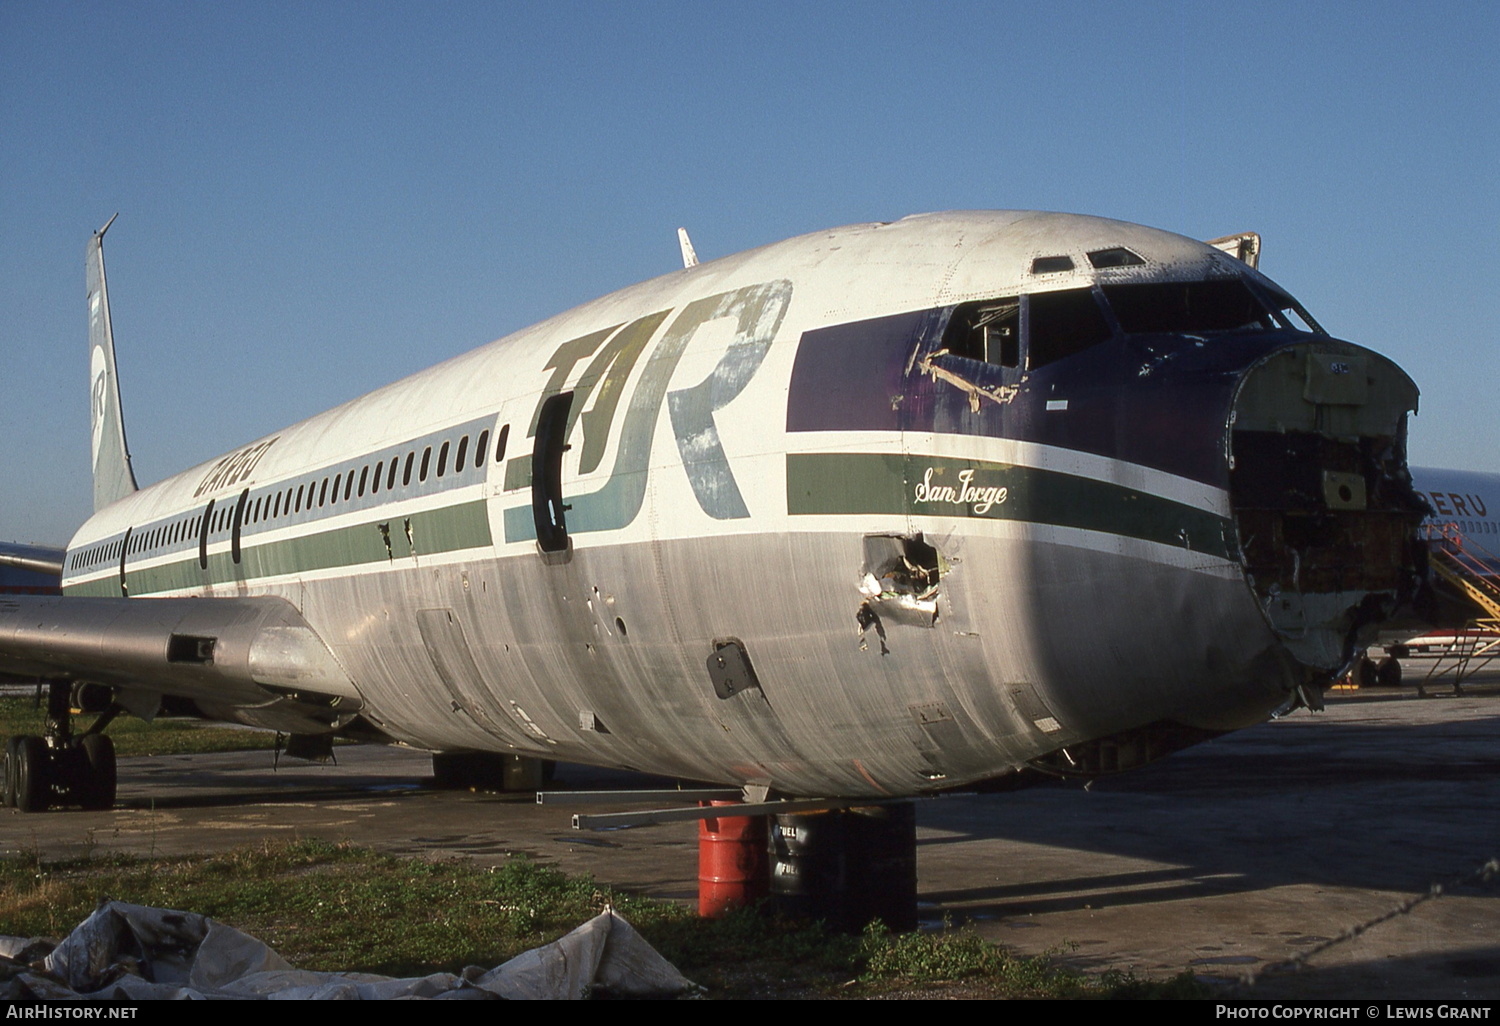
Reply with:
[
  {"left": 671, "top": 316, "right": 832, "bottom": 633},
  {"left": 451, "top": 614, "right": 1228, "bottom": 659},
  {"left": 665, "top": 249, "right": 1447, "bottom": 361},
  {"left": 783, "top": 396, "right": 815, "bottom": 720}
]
[
  {"left": 495, "top": 424, "right": 510, "bottom": 463},
  {"left": 358, "top": 466, "right": 369, "bottom": 497},
  {"left": 437, "top": 441, "right": 450, "bottom": 478},
  {"left": 343, "top": 471, "right": 354, "bottom": 501},
  {"left": 403, "top": 452, "right": 415, "bottom": 487},
  {"left": 389, "top": 458, "right": 400, "bottom": 491},
  {"left": 455, "top": 435, "right": 469, "bottom": 472},
  {"left": 420, "top": 446, "right": 432, "bottom": 482},
  {"left": 372, "top": 461, "right": 383, "bottom": 493},
  {"left": 475, "top": 430, "right": 489, "bottom": 468},
  {"left": 321, "top": 477, "right": 332, "bottom": 506}
]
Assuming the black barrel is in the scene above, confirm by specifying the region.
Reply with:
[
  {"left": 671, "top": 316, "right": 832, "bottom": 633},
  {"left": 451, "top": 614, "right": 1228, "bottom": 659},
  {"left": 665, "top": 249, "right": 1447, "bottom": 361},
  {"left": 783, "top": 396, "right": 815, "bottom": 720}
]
[{"left": 768, "top": 803, "right": 916, "bottom": 932}]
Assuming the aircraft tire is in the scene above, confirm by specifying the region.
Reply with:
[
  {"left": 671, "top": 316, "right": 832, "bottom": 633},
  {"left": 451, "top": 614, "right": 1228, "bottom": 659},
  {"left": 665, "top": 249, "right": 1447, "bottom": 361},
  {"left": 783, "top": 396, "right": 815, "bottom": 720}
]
[
  {"left": 14, "top": 736, "right": 51, "bottom": 813},
  {"left": 1377, "top": 657, "right": 1403, "bottom": 688},
  {"left": 76, "top": 734, "right": 117, "bottom": 811},
  {"left": 1358, "top": 657, "right": 1379, "bottom": 688},
  {"left": 1, "top": 736, "right": 20, "bottom": 808}
]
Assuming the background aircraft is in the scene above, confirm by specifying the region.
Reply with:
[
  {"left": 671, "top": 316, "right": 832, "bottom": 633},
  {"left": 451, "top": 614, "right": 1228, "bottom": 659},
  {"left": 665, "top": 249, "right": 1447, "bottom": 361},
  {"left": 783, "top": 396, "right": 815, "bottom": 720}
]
[
  {"left": 1412, "top": 467, "right": 1500, "bottom": 549},
  {"left": 0, "top": 543, "right": 63, "bottom": 596},
  {"left": 1358, "top": 467, "right": 1500, "bottom": 687}
]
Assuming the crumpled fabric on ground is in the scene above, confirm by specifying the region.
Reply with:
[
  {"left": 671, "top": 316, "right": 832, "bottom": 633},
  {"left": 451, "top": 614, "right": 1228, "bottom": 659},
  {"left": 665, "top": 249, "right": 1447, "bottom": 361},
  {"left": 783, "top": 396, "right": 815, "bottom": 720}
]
[{"left": 2, "top": 900, "right": 695, "bottom": 999}]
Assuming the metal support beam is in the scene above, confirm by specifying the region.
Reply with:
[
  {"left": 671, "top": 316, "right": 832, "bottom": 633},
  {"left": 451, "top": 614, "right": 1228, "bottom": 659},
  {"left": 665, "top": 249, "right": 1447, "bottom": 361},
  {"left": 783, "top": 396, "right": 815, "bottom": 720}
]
[
  {"left": 537, "top": 787, "right": 741, "bottom": 805},
  {"left": 571, "top": 796, "right": 894, "bottom": 831}
]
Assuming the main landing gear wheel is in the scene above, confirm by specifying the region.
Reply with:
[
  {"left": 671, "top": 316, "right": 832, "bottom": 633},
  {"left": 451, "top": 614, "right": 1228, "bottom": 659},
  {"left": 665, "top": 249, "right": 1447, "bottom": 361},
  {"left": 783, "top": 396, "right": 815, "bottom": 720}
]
[
  {"left": 6, "top": 683, "right": 125, "bottom": 814},
  {"left": 1, "top": 736, "right": 21, "bottom": 808},
  {"left": 1377, "top": 656, "right": 1403, "bottom": 688},
  {"left": 14, "top": 735, "right": 51, "bottom": 813},
  {"left": 74, "top": 734, "right": 117, "bottom": 811}
]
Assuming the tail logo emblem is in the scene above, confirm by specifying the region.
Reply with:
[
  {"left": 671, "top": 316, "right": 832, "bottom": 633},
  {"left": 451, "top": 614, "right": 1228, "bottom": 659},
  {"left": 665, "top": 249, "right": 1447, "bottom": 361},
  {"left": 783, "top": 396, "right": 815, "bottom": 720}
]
[{"left": 89, "top": 344, "right": 108, "bottom": 470}]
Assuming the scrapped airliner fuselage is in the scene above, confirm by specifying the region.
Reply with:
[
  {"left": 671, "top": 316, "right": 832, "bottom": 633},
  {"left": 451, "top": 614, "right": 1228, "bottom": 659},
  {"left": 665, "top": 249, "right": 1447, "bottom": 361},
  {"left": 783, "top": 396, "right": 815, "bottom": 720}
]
[{"left": 4, "top": 211, "right": 1428, "bottom": 803}]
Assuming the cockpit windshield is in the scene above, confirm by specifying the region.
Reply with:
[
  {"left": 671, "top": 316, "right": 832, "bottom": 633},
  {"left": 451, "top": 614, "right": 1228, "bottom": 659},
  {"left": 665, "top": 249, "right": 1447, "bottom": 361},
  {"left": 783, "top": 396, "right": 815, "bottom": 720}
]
[
  {"left": 1101, "top": 280, "right": 1274, "bottom": 335},
  {"left": 1100, "top": 278, "right": 1326, "bottom": 337},
  {"left": 1258, "top": 282, "right": 1326, "bottom": 335},
  {"left": 937, "top": 275, "right": 1327, "bottom": 375}
]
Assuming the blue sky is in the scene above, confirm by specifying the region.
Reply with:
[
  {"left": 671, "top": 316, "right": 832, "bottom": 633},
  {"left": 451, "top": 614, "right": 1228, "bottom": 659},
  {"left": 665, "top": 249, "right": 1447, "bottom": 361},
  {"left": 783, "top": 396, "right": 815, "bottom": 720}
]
[{"left": 3, "top": 1, "right": 1496, "bottom": 545}]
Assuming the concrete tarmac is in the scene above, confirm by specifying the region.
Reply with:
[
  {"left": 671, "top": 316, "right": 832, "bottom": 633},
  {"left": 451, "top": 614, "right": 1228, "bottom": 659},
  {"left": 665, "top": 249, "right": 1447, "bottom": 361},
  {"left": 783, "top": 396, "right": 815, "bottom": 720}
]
[{"left": 4, "top": 674, "right": 1497, "bottom": 1000}]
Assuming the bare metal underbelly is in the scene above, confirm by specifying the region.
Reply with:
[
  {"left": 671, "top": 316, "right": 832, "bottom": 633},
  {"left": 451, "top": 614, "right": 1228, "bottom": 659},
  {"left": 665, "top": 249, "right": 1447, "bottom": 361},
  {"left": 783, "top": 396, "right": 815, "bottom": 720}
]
[{"left": 286, "top": 527, "right": 1288, "bottom": 797}]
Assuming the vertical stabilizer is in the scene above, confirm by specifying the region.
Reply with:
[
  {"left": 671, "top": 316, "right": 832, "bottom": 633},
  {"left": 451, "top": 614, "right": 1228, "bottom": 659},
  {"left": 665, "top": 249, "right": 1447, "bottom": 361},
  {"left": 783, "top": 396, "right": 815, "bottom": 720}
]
[{"left": 87, "top": 214, "right": 139, "bottom": 511}]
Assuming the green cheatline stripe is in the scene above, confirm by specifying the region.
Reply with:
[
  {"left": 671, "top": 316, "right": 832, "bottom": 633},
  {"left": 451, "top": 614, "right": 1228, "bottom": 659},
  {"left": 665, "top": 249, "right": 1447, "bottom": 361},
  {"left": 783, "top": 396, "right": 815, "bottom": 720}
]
[
  {"left": 786, "top": 452, "right": 1236, "bottom": 560},
  {"left": 62, "top": 500, "right": 492, "bottom": 597}
]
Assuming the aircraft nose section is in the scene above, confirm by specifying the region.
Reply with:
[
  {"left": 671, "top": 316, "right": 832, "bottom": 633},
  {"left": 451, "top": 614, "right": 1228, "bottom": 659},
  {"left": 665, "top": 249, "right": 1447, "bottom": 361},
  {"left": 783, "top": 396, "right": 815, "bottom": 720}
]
[{"left": 1227, "top": 340, "right": 1426, "bottom": 681}]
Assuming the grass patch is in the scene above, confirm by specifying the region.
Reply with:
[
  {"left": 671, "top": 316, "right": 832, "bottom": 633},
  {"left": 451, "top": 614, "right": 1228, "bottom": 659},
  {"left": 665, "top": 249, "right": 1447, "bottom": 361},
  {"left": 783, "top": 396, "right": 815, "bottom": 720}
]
[
  {"left": 860, "top": 919, "right": 1087, "bottom": 992},
  {"left": 0, "top": 839, "right": 673, "bottom": 976},
  {"left": 0, "top": 695, "right": 277, "bottom": 757},
  {"left": 0, "top": 839, "right": 1206, "bottom": 997}
]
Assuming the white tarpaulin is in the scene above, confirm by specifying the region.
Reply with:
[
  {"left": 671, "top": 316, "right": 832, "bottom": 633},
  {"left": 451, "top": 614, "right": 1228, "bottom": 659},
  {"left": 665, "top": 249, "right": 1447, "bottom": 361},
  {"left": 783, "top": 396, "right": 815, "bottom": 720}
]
[{"left": 1, "top": 901, "right": 696, "bottom": 1000}]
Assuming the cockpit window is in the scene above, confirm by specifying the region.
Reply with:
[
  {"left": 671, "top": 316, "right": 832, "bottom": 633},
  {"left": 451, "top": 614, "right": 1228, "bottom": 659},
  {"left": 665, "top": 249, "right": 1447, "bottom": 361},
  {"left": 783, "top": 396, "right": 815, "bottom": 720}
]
[
  {"left": 1028, "top": 287, "right": 1111, "bottom": 369},
  {"left": 1101, "top": 279, "right": 1273, "bottom": 335},
  {"left": 943, "top": 298, "right": 1019, "bottom": 366},
  {"left": 1031, "top": 255, "right": 1074, "bottom": 274},
  {"left": 1086, "top": 247, "right": 1146, "bottom": 269},
  {"left": 1259, "top": 282, "right": 1326, "bottom": 335}
]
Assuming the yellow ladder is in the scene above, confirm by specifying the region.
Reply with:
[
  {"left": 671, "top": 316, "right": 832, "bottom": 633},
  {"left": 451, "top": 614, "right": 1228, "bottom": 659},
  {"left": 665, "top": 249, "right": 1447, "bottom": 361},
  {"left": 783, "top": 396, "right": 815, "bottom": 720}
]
[
  {"left": 1426, "top": 524, "right": 1500, "bottom": 621},
  {"left": 1419, "top": 524, "right": 1500, "bottom": 695}
]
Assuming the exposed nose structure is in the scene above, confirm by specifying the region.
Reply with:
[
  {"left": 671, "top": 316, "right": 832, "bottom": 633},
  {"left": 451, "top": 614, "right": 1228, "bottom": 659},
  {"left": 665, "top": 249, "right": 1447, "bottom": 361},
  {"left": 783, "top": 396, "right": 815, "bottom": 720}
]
[{"left": 1228, "top": 340, "right": 1425, "bottom": 684}]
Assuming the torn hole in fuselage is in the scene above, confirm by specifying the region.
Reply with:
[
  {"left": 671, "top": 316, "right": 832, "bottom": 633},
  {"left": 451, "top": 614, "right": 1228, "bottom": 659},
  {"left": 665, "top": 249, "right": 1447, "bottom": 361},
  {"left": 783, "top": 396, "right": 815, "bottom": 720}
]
[{"left": 859, "top": 534, "right": 943, "bottom": 636}]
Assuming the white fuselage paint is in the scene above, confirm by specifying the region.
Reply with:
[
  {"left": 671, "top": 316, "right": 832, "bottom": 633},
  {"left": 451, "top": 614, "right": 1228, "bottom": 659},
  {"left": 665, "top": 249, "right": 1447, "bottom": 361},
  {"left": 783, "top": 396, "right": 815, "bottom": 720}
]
[
  {"left": 1413, "top": 467, "right": 1500, "bottom": 547},
  {"left": 60, "top": 212, "right": 1361, "bottom": 796}
]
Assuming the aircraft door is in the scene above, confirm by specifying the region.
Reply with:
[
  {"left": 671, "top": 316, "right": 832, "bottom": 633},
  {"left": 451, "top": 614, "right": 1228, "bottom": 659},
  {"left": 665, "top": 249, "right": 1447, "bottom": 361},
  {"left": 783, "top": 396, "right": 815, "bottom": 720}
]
[
  {"left": 118, "top": 527, "right": 132, "bottom": 597},
  {"left": 532, "top": 391, "right": 574, "bottom": 556},
  {"left": 230, "top": 488, "right": 250, "bottom": 566},
  {"left": 198, "top": 499, "right": 214, "bottom": 572}
]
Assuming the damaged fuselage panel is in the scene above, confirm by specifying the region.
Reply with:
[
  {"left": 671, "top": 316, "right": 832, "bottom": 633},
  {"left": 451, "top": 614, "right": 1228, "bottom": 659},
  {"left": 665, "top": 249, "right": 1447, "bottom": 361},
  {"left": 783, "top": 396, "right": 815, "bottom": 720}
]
[
  {"left": 788, "top": 219, "right": 1425, "bottom": 788},
  {"left": 1229, "top": 344, "right": 1425, "bottom": 678}
]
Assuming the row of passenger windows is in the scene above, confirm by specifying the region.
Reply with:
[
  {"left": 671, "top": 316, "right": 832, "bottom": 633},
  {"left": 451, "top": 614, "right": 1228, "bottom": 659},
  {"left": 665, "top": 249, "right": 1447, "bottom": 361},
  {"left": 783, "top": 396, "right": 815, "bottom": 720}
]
[
  {"left": 241, "top": 423, "right": 509, "bottom": 528},
  {"left": 68, "top": 423, "right": 511, "bottom": 571}
]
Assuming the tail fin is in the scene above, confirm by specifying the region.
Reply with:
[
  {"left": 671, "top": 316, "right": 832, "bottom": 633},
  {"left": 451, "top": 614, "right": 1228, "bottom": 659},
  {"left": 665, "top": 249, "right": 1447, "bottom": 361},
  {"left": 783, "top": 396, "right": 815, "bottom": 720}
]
[{"left": 87, "top": 214, "right": 138, "bottom": 511}]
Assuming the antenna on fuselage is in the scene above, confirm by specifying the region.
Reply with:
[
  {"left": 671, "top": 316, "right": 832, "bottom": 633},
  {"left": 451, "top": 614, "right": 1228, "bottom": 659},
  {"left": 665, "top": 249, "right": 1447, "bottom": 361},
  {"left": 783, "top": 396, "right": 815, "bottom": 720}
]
[{"left": 677, "top": 227, "right": 699, "bottom": 269}]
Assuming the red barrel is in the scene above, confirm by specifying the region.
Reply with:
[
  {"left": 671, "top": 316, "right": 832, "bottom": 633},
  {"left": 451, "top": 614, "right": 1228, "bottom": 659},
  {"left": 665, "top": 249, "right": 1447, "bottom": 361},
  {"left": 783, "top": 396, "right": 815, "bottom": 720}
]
[{"left": 698, "top": 800, "right": 768, "bottom": 917}]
